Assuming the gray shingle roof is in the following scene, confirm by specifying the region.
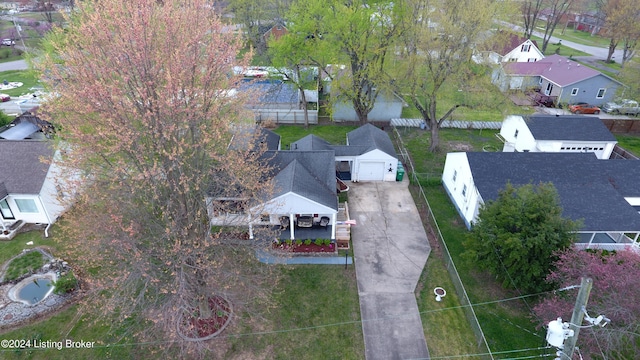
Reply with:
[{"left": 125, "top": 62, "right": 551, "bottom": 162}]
[
  {"left": 347, "top": 124, "right": 397, "bottom": 158},
  {"left": 291, "top": 134, "right": 378, "bottom": 157},
  {"left": 264, "top": 150, "right": 337, "bottom": 210},
  {"left": 229, "top": 126, "right": 281, "bottom": 151},
  {"left": 466, "top": 152, "right": 640, "bottom": 232},
  {"left": 0, "top": 140, "right": 54, "bottom": 195},
  {"left": 290, "top": 134, "right": 332, "bottom": 151},
  {"left": 523, "top": 115, "right": 617, "bottom": 142}
]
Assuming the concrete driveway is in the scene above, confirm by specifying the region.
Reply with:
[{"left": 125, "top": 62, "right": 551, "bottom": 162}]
[{"left": 349, "top": 178, "right": 431, "bottom": 360}]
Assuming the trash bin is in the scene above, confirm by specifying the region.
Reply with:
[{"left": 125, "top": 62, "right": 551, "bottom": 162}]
[{"left": 396, "top": 162, "right": 405, "bottom": 181}]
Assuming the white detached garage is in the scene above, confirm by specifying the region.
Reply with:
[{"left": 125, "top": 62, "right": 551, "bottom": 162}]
[{"left": 347, "top": 124, "right": 398, "bottom": 182}]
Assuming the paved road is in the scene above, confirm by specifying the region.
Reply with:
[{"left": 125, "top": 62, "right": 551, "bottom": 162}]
[
  {"left": 0, "top": 59, "right": 28, "bottom": 72},
  {"left": 502, "top": 22, "right": 623, "bottom": 62},
  {"left": 349, "top": 179, "right": 431, "bottom": 360}
]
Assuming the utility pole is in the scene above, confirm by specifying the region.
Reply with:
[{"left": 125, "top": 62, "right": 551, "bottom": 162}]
[{"left": 564, "top": 277, "right": 593, "bottom": 359}]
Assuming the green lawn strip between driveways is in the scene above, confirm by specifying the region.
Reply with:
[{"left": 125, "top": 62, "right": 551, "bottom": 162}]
[{"left": 404, "top": 128, "right": 548, "bottom": 357}]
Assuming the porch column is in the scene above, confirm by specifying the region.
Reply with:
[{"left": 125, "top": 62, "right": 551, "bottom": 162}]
[
  {"left": 289, "top": 214, "right": 295, "bottom": 240},
  {"left": 248, "top": 213, "right": 254, "bottom": 240},
  {"left": 331, "top": 213, "right": 337, "bottom": 240},
  {"left": 588, "top": 233, "right": 596, "bottom": 248}
]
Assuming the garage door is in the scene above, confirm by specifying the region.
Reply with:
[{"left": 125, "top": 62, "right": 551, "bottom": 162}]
[{"left": 358, "top": 161, "right": 385, "bottom": 181}]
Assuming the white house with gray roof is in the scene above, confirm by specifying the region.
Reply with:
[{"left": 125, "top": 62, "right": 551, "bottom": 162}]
[
  {"left": 442, "top": 152, "right": 640, "bottom": 251},
  {"left": 499, "top": 114, "right": 617, "bottom": 159},
  {"left": 291, "top": 124, "right": 399, "bottom": 182},
  {"left": 0, "top": 140, "right": 67, "bottom": 238}
]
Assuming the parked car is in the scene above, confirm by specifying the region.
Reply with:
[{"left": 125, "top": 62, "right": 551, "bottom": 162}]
[
  {"left": 0, "top": 94, "right": 10, "bottom": 102},
  {"left": 1, "top": 39, "right": 14, "bottom": 46},
  {"left": 601, "top": 99, "right": 640, "bottom": 116},
  {"left": 569, "top": 103, "right": 600, "bottom": 114}
]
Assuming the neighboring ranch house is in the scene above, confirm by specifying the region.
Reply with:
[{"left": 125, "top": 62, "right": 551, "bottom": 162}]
[
  {"left": 291, "top": 124, "right": 399, "bottom": 182},
  {"left": 499, "top": 114, "right": 617, "bottom": 159},
  {"left": 474, "top": 33, "right": 544, "bottom": 64},
  {"left": 209, "top": 124, "right": 399, "bottom": 240},
  {"left": 492, "top": 54, "right": 623, "bottom": 105},
  {"left": 0, "top": 140, "right": 67, "bottom": 238},
  {"left": 442, "top": 152, "right": 640, "bottom": 251}
]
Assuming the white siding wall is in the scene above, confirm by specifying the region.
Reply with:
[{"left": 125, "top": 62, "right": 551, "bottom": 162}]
[
  {"left": 500, "top": 116, "right": 536, "bottom": 152},
  {"left": 352, "top": 149, "right": 397, "bottom": 182},
  {"left": 502, "top": 40, "right": 544, "bottom": 63},
  {"left": 4, "top": 194, "right": 49, "bottom": 224},
  {"left": 442, "top": 153, "right": 482, "bottom": 229},
  {"left": 537, "top": 140, "right": 615, "bottom": 159}
]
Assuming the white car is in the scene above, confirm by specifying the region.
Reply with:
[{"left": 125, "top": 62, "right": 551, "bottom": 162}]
[{"left": 1, "top": 39, "right": 15, "bottom": 46}]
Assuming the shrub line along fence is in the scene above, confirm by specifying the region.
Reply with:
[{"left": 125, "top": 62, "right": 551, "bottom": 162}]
[{"left": 391, "top": 126, "right": 494, "bottom": 360}]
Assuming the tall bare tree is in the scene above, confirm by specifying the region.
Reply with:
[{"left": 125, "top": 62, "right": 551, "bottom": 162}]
[
  {"left": 599, "top": 0, "right": 640, "bottom": 64},
  {"left": 522, "top": 0, "right": 545, "bottom": 39},
  {"left": 540, "top": 0, "right": 577, "bottom": 52},
  {"left": 394, "top": 0, "right": 505, "bottom": 151},
  {"left": 39, "top": 0, "right": 275, "bottom": 355}
]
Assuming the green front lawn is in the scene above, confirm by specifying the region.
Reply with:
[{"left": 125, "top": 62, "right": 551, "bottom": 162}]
[
  {"left": 0, "top": 70, "right": 40, "bottom": 97},
  {"left": 530, "top": 35, "right": 591, "bottom": 57}
]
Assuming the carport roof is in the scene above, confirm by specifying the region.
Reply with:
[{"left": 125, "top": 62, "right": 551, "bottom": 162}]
[
  {"left": 263, "top": 150, "right": 337, "bottom": 210},
  {"left": 466, "top": 152, "right": 640, "bottom": 232},
  {"left": 522, "top": 115, "right": 617, "bottom": 142}
]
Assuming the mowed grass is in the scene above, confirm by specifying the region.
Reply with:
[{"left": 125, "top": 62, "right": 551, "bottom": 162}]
[
  {"left": 616, "top": 134, "right": 640, "bottom": 157},
  {"left": 0, "top": 70, "right": 41, "bottom": 97},
  {"left": 272, "top": 124, "right": 358, "bottom": 148},
  {"left": 529, "top": 35, "right": 591, "bottom": 57},
  {"left": 402, "top": 128, "right": 548, "bottom": 357},
  {"left": 400, "top": 73, "right": 533, "bottom": 121}
]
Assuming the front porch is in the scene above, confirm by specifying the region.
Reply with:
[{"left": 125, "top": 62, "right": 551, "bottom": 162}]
[
  {"left": 576, "top": 232, "right": 640, "bottom": 252},
  {"left": 277, "top": 224, "right": 334, "bottom": 241}
]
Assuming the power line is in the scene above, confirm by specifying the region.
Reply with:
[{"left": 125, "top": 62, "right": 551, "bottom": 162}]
[{"left": 0, "top": 288, "right": 576, "bottom": 354}]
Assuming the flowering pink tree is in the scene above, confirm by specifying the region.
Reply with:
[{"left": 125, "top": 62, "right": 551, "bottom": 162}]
[
  {"left": 38, "top": 0, "right": 276, "bottom": 355},
  {"left": 533, "top": 248, "right": 640, "bottom": 358}
]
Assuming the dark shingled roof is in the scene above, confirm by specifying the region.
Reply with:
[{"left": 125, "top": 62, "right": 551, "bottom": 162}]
[
  {"left": 290, "top": 135, "right": 368, "bottom": 156},
  {"left": 523, "top": 115, "right": 617, "bottom": 142},
  {"left": 0, "top": 140, "right": 55, "bottom": 195},
  {"left": 347, "top": 124, "right": 397, "bottom": 158},
  {"left": 229, "top": 126, "right": 280, "bottom": 151},
  {"left": 466, "top": 152, "right": 640, "bottom": 232},
  {"left": 263, "top": 150, "right": 337, "bottom": 210}
]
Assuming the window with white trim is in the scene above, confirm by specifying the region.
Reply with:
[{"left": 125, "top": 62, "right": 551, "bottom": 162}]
[
  {"left": 571, "top": 88, "right": 578, "bottom": 96},
  {"left": 521, "top": 44, "right": 530, "bottom": 52},
  {"left": 462, "top": 184, "right": 467, "bottom": 197},
  {"left": 14, "top": 199, "right": 38, "bottom": 213},
  {"left": 596, "top": 88, "right": 606, "bottom": 98},
  {"left": 452, "top": 170, "right": 457, "bottom": 182}
]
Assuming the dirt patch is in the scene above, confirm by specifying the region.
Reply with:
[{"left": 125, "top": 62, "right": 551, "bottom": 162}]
[{"left": 448, "top": 142, "right": 473, "bottom": 152}]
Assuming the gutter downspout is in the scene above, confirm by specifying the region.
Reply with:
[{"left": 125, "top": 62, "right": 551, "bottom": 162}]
[{"left": 38, "top": 195, "right": 53, "bottom": 238}]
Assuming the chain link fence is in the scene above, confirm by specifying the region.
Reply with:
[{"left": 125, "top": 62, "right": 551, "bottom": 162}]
[{"left": 391, "top": 126, "right": 494, "bottom": 360}]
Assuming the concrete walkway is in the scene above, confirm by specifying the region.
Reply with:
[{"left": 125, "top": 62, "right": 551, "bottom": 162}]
[
  {"left": 255, "top": 248, "right": 353, "bottom": 265},
  {"left": 349, "top": 178, "right": 432, "bottom": 360}
]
